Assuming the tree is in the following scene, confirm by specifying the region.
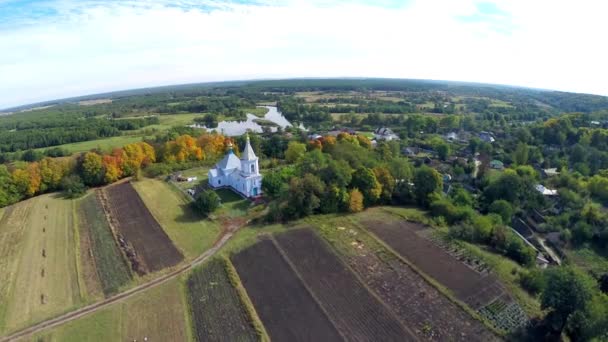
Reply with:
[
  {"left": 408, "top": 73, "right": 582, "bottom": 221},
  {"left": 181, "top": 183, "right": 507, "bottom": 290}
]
[
  {"left": 436, "top": 142, "right": 450, "bottom": 161},
  {"left": 388, "top": 157, "right": 413, "bottom": 181},
  {"left": 541, "top": 267, "right": 595, "bottom": 333},
  {"left": 285, "top": 141, "right": 307, "bottom": 163},
  {"left": 61, "top": 175, "right": 87, "bottom": 198},
  {"left": 348, "top": 188, "right": 364, "bottom": 213},
  {"left": 513, "top": 142, "right": 529, "bottom": 165},
  {"left": 373, "top": 167, "right": 396, "bottom": 203},
  {"left": 450, "top": 185, "right": 473, "bottom": 207},
  {"left": 39, "top": 157, "right": 69, "bottom": 192},
  {"left": 283, "top": 174, "right": 325, "bottom": 219},
  {"left": 321, "top": 159, "right": 352, "bottom": 188},
  {"left": 261, "top": 171, "right": 285, "bottom": 199},
  {"left": 351, "top": 167, "right": 382, "bottom": 206},
  {"left": 413, "top": 166, "right": 442, "bottom": 207},
  {"left": 489, "top": 200, "right": 513, "bottom": 224},
  {"left": 192, "top": 190, "right": 221, "bottom": 216},
  {"left": 81, "top": 152, "right": 105, "bottom": 186}
]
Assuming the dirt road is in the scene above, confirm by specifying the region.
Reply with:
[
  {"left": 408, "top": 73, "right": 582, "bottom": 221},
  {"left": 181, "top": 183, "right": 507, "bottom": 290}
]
[{"left": 1, "top": 229, "right": 237, "bottom": 342}]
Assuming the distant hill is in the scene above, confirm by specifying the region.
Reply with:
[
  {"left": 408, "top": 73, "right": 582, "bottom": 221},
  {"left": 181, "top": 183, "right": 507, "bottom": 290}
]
[{"left": 3, "top": 78, "right": 608, "bottom": 114}]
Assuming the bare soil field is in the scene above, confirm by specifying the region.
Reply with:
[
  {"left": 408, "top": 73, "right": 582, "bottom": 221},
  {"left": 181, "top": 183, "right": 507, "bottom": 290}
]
[
  {"left": 365, "top": 219, "right": 504, "bottom": 308},
  {"left": 104, "top": 182, "right": 183, "bottom": 273},
  {"left": 187, "top": 259, "right": 257, "bottom": 342},
  {"left": 232, "top": 238, "right": 342, "bottom": 342},
  {"left": 313, "top": 218, "right": 498, "bottom": 341},
  {"left": 275, "top": 229, "right": 414, "bottom": 342}
]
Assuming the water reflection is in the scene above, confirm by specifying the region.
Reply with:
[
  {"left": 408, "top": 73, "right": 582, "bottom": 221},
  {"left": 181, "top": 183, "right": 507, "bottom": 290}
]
[{"left": 190, "top": 106, "right": 303, "bottom": 136}]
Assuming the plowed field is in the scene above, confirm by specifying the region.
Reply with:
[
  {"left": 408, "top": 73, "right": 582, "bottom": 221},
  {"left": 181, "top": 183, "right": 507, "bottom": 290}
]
[
  {"left": 104, "top": 182, "right": 183, "bottom": 273},
  {"left": 232, "top": 239, "right": 342, "bottom": 342}
]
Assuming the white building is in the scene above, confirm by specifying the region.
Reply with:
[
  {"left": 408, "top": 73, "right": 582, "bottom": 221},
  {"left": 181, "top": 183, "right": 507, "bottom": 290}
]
[
  {"left": 374, "top": 127, "right": 399, "bottom": 141},
  {"left": 208, "top": 135, "right": 263, "bottom": 198}
]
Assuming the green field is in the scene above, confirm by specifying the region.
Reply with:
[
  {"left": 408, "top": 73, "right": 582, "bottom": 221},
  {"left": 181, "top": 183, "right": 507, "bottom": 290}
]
[
  {"left": 78, "top": 194, "right": 132, "bottom": 296},
  {"left": 0, "top": 195, "right": 82, "bottom": 334},
  {"left": 34, "top": 277, "right": 190, "bottom": 342},
  {"left": 36, "top": 135, "right": 146, "bottom": 154},
  {"left": 132, "top": 178, "right": 221, "bottom": 259},
  {"left": 215, "top": 188, "right": 250, "bottom": 218}
]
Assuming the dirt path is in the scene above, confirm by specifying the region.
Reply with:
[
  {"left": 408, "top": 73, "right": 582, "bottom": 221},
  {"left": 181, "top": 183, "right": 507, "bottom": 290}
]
[{"left": 0, "top": 226, "right": 238, "bottom": 342}]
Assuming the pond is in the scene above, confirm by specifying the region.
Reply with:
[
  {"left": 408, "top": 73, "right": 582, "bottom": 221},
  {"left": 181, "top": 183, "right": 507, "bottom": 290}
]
[{"left": 190, "top": 106, "right": 304, "bottom": 136}]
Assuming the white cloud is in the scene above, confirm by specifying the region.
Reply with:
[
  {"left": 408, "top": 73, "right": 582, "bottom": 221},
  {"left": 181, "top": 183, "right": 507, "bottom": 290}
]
[{"left": 0, "top": 0, "right": 607, "bottom": 108}]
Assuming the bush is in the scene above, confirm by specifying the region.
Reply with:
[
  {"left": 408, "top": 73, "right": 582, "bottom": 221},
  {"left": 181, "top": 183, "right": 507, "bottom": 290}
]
[
  {"left": 61, "top": 175, "right": 87, "bottom": 198},
  {"left": 192, "top": 190, "right": 221, "bottom": 216},
  {"left": 430, "top": 198, "right": 474, "bottom": 225},
  {"left": 520, "top": 269, "right": 546, "bottom": 295},
  {"left": 489, "top": 200, "right": 513, "bottom": 224}
]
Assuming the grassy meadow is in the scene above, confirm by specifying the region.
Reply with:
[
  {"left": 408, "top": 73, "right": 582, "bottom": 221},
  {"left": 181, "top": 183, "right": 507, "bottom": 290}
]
[
  {"left": 132, "top": 178, "right": 220, "bottom": 259},
  {"left": 0, "top": 195, "right": 82, "bottom": 334},
  {"left": 32, "top": 278, "right": 190, "bottom": 342}
]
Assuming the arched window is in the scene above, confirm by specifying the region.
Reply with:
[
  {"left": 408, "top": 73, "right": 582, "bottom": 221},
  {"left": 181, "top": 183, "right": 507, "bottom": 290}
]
[
  {"left": 218, "top": 180, "right": 221, "bottom": 185},
  {"left": 251, "top": 164, "right": 255, "bottom": 173}
]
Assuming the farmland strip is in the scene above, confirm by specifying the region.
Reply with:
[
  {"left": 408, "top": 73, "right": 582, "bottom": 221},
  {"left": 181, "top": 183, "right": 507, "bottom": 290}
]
[
  {"left": 316, "top": 221, "right": 498, "bottom": 341},
  {"left": 365, "top": 220, "right": 503, "bottom": 307},
  {"left": 79, "top": 194, "right": 131, "bottom": 296},
  {"left": 186, "top": 259, "right": 258, "bottom": 342},
  {"left": 232, "top": 239, "right": 343, "bottom": 342},
  {"left": 104, "top": 182, "right": 183, "bottom": 272},
  {"left": 275, "top": 229, "right": 415, "bottom": 342}
]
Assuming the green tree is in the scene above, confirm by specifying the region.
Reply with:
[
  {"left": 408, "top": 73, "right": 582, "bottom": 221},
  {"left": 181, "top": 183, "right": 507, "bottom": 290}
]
[
  {"left": 351, "top": 167, "right": 382, "bottom": 206},
  {"left": 321, "top": 159, "right": 352, "bottom": 188},
  {"left": 285, "top": 141, "right": 307, "bottom": 163},
  {"left": 387, "top": 157, "right": 413, "bottom": 181},
  {"left": 541, "top": 267, "right": 595, "bottom": 333},
  {"left": 61, "top": 175, "right": 87, "bottom": 198},
  {"left": 414, "top": 166, "right": 442, "bottom": 207},
  {"left": 261, "top": 171, "right": 285, "bottom": 199},
  {"left": 436, "top": 142, "right": 450, "bottom": 161},
  {"left": 283, "top": 174, "right": 325, "bottom": 219},
  {"left": 192, "top": 190, "right": 221, "bottom": 217},
  {"left": 513, "top": 142, "right": 529, "bottom": 165},
  {"left": 489, "top": 200, "right": 513, "bottom": 224}
]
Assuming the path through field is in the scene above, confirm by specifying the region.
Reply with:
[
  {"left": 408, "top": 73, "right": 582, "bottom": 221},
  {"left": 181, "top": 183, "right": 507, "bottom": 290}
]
[{"left": 0, "top": 219, "right": 242, "bottom": 342}]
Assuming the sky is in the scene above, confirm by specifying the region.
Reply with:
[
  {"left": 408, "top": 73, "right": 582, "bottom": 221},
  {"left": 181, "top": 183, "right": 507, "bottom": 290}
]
[{"left": 1, "top": 0, "right": 607, "bottom": 109}]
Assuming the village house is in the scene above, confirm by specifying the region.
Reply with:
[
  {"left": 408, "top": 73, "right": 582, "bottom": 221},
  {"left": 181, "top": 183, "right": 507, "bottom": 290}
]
[
  {"left": 478, "top": 131, "right": 496, "bottom": 143},
  {"left": 373, "top": 127, "right": 399, "bottom": 141},
  {"left": 490, "top": 160, "right": 504, "bottom": 170},
  {"left": 208, "top": 134, "right": 263, "bottom": 198},
  {"left": 535, "top": 184, "right": 558, "bottom": 196}
]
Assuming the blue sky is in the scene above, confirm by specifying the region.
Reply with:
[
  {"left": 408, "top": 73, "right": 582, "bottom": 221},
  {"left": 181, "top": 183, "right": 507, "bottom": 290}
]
[{"left": 1, "top": 0, "right": 607, "bottom": 108}]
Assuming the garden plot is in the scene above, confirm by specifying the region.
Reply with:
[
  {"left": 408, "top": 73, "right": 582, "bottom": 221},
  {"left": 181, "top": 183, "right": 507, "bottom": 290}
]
[
  {"left": 275, "top": 229, "right": 414, "bottom": 342},
  {"left": 186, "top": 259, "right": 258, "bottom": 342},
  {"left": 103, "top": 182, "right": 183, "bottom": 273},
  {"left": 232, "top": 238, "right": 342, "bottom": 342},
  {"left": 314, "top": 219, "right": 498, "bottom": 341},
  {"left": 78, "top": 193, "right": 131, "bottom": 296},
  {"left": 365, "top": 218, "right": 528, "bottom": 332}
]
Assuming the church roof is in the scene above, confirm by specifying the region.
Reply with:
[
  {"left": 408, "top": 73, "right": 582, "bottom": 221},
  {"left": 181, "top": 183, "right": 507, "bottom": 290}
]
[
  {"left": 217, "top": 151, "right": 241, "bottom": 170},
  {"left": 241, "top": 134, "right": 257, "bottom": 161}
]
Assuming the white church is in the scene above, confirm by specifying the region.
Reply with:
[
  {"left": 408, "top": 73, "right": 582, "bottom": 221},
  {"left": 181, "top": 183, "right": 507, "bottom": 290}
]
[{"left": 208, "top": 134, "right": 263, "bottom": 198}]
